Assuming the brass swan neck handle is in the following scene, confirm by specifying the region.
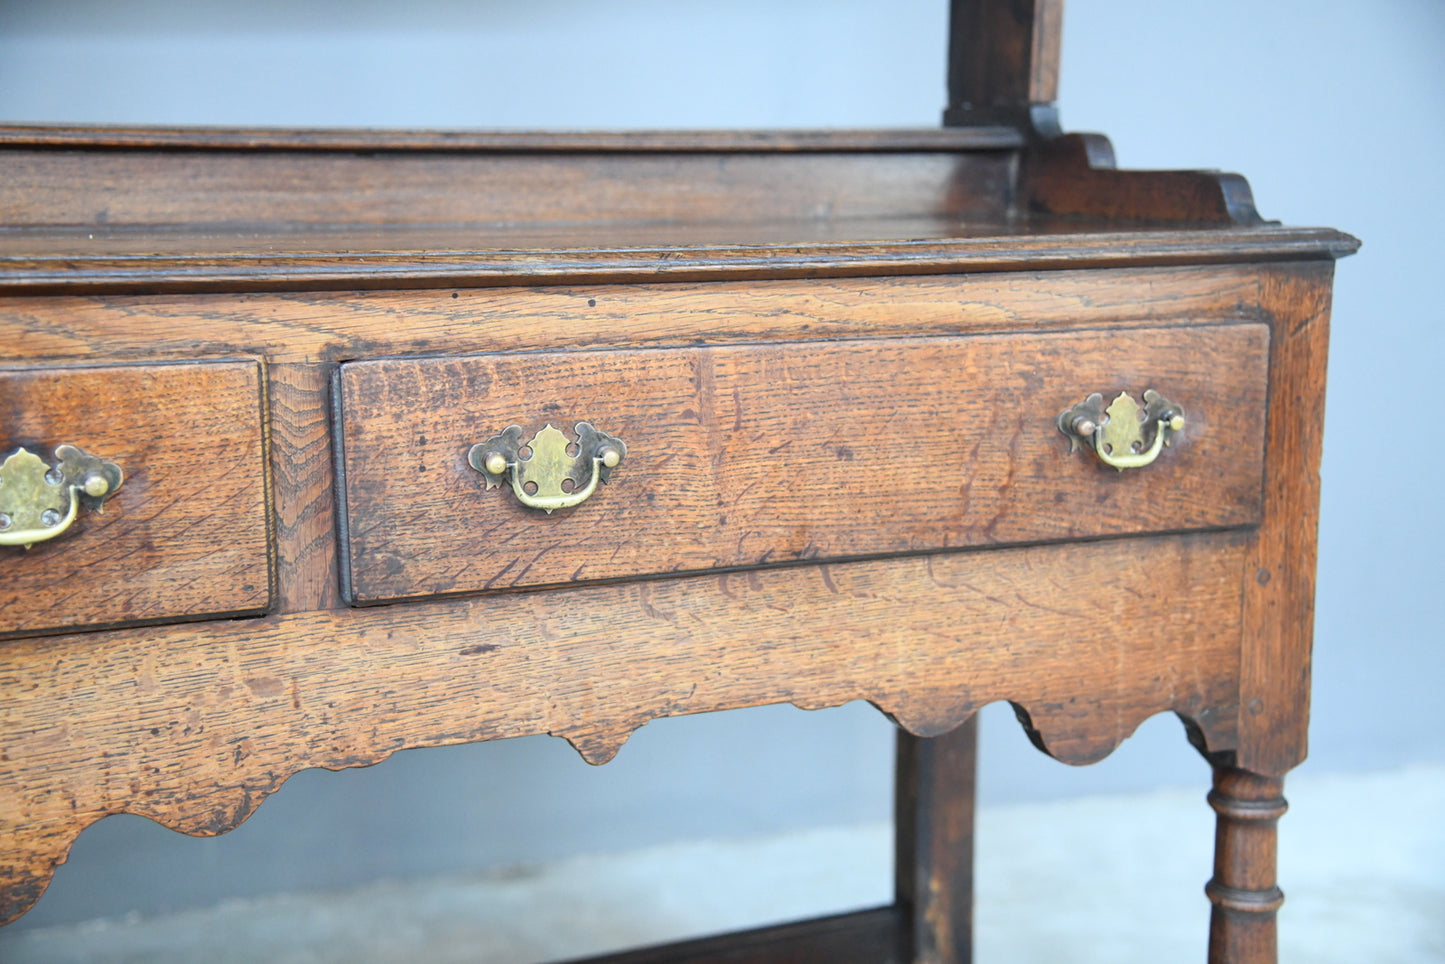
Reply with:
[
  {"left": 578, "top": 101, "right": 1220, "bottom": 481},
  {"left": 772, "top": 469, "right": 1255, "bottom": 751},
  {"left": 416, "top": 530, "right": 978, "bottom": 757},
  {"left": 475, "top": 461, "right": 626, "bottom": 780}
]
[
  {"left": 0, "top": 444, "right": 124, "bottom": 549},
  {"left": 468, "top": 422, "right": 626, "bottom": 514},
  {"left": 1059, "top": 390, "right": 1185, "bottom": 471}
]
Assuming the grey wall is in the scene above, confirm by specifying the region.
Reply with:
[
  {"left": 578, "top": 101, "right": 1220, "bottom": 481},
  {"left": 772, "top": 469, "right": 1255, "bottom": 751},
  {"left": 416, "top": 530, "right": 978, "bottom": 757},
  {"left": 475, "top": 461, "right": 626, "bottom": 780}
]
[
  {"left": 2, "top": 0, "right": 1440, "bottom": 930},
  {"left": 0, "top": 0, "right": 947, "bottom": 127}
]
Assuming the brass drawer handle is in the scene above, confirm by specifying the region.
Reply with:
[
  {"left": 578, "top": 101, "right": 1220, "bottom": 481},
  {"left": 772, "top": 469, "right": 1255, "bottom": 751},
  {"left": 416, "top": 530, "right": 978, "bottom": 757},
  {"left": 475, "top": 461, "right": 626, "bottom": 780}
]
[
  {"left": 0, "top": 444, "right": 124, "bottom": 549},
  {"left": 468, "top": 422, "right": 626, "bottom": 514},
  {"left": 1059, "top": 390, "right": 1185, "bottom": 471}
]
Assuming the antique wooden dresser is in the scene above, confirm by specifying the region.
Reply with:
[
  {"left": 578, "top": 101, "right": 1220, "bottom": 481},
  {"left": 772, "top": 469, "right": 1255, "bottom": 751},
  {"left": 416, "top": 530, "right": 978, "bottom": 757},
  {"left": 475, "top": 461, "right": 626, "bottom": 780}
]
[{"left": 0, "top": 2, "right": 1355, "bottom": 961}]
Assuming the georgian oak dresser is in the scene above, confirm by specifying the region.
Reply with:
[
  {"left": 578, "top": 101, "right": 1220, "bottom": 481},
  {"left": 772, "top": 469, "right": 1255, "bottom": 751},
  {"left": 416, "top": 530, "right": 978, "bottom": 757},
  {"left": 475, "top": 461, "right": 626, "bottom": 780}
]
[{"left": 0, "top": 2, "right": 1355, "bottom": 961}]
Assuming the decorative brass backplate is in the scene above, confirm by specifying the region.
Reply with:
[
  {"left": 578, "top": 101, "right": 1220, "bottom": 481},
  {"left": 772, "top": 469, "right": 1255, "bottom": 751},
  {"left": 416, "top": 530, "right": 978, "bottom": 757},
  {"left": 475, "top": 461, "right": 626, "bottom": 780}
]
[
  {"left": 0, "top": 444, "right": 124, "bottom": 548},
  {"left": 467, "top": 422, "right": 626, "bottom": 514},
  {"left": 1058, "top": 390, "right": 1185, "bottom": 471}
]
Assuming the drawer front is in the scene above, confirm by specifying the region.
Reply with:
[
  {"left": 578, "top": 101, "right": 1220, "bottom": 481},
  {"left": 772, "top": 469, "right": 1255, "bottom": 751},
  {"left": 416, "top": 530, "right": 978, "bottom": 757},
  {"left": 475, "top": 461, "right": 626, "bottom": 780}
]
[
  {"left": 0, "top": 360, "right": 271, "bottom": 636},
  {"left": 336, "top": 324, "right": 1267, "bottom": 604}
]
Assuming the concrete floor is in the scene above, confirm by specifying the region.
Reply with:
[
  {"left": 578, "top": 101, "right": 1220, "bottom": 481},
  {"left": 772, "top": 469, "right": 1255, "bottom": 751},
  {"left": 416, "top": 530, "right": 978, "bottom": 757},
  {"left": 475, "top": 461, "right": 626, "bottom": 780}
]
[{"left": 2, "top": 765, "right": 1441, "bottom": 963}]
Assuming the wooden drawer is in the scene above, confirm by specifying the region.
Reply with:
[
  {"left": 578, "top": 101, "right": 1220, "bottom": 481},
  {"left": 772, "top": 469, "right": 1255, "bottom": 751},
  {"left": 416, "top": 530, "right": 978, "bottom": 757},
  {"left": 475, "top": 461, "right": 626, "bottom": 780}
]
[
  {"left": 335, "top": 323, "right": 1268, "bottom": 604},
  {"left": 0, "top": 360, "right": 271, "bottom": 636}
]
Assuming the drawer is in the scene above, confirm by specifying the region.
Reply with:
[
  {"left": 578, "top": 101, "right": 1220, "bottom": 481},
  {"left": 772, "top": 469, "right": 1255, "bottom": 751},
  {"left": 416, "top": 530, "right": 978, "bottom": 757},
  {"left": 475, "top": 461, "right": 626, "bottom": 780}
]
[
  {"left": 334, "top": 324, "right": 1268, "bottom": 604},
  {"left": 0, "top": 360, "right": 271, "bottom": 636}
]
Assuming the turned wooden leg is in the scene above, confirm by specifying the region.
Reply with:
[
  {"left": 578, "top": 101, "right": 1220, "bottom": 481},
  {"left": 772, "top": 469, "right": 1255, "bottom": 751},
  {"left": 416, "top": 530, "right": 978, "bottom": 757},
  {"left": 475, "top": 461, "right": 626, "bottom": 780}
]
[
  {"left": 1206, "top": 766, "right": 1288, "bottom": 964},
  {"left": 895, "top": 716, "right": 978, "bottom": 964}
]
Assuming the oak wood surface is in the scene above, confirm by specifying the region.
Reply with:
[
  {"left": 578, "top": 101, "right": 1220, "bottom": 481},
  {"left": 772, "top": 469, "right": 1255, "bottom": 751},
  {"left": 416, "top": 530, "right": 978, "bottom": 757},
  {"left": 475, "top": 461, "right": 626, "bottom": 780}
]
[
  {"left": 1236, "top": 264, "right": 1335, "bottom": 777},
  {"left": 0, "top": 125, "right": 1025, "bottom": 153},
  {"left": 1206, "top": 768, "right": 1288, "bottom": 964},
  {"left": 0, "top": 116, "right": 1355, "bottom": 958},
  {"left": 0, "top": 531, "right": 1246, "bottom": 925},
  {"left": 0, "top": 223, "right": 1357, "bottom": 295},
  {"left": 0, "top": 150, "right": 1012, "bottom": 229},
  {"left": 335, "top": 325, "right": 1268, "bottom": 603},
  {"left": 0, "top": 361, "right": 271, "bottom": 637},
  {"left": 269, "top": 362, "right": 342, "bottom": 613},
  {"left": 0, "top": 258, "right": 1341, "bottom": 957},
  {"left": 945, "top": 0, "right": 1064, "bottom": 126},
  {"left": 1199, "top": 261, "right": 1337, "bottom": 960},
  {"left": 0, "top": 263, "right": 1306, "bottom": 368},
  {"left": 0, "top": 124, "right": 1358, "bottom": 298},
  {"left": 0, "top": 219, "right": 1356, "bottom": 256},
  {"left": 896, "top": 721, "right": 978, "bottom": 963},
  {"left": 572, "top": 907, "right": 906, "bottom": 964},
  {"left": 1024, "top": 133, "right": 1263, "bottom": 225}
]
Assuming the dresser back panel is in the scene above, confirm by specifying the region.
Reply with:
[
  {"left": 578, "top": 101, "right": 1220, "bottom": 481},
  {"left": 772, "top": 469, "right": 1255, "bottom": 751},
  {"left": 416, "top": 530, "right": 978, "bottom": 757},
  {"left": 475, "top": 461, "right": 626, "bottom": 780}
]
[{"left": 0, "top": 148, "right": 1012, "bottom": 229}]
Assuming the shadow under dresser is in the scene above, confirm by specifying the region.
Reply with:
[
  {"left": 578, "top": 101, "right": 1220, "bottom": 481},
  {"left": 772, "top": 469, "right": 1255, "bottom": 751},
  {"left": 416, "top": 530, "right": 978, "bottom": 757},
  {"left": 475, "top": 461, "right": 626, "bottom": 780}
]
[{"left": 0, "top": 13, "right": 1356, "bottom": 960}]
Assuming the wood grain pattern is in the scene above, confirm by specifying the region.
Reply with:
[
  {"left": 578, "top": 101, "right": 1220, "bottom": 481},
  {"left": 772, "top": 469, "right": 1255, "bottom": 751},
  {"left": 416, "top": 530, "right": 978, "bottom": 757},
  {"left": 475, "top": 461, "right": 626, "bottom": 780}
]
[
  {"left": 944, "top": 0, "right": 1064, "bottom": 125},
  {"left": 336, "top": 325, "right": 1269, "bottom": 602},
  {"left": 0, "top": 361, "right": 271, "bottom": 636},
  {"left": 1029, "top": 0, "right": 1065, "bottom": 106},
  {"left": 0, "top": 264, "right": 1299, "bottom": 368},
  {"left": 577, "top": 907, "right": 906, "bottom": 964},
  {"left": 0, "top": 126, "right": 1356, "bottom": 295},
  {"left": 1236, "top": 262, "right": 1335, "bottom": 776},
  {"left": 0, "top": 531, "right": 1246, "bottom": 925},
  {"left": 0, "top": 150, "right": 1011, "bottom": 229},
  {"left": 1206, "top": 768, "right": 1288, "bottom": 964},
  {"left": 896, "top": 720, "right": 978, "bottom": 963},
  {"left": 0, "top": 223, "right": 1356, "bottom": 294},
  {"left": 1202, "top": 261, "right": 1337, "bottom": 961},
  {"left": 0, "top": 258, "right": 1347, "bottom": 959},
  {"left": 0, "top": 125, "right": 1024, "bottom": 152},
  {"left": 268, "top": 363, "right": 339, "bottom": 613},
  {"left": 1023, "top": 133, "right": 1264, "bottom": 225},
  {"left": 0, "top": 116, "right": 1356, "bottom": 958}
]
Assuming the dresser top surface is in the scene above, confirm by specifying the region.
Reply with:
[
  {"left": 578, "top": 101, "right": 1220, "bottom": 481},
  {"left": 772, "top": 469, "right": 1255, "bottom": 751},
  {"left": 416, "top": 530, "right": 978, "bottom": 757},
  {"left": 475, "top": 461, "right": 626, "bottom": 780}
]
[
  {"left": 0, "top": 219, "right": 1358, "bottom": 295},
  {"left": 0, "top": 124, "right": 1358, "bottom": 293}
]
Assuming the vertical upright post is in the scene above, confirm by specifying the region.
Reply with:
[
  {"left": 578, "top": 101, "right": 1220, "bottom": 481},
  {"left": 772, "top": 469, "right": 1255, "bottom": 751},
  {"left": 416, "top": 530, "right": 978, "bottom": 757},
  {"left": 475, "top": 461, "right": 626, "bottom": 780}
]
[
  {"left": 895, "top": 717, "right": 978, "bottom": 963},
  {"left": 944, "top": 0, "right": 1064, "bottom": 130},
  {"left": 1206, "top": 766, "right": 1288, "bottom": 964}
]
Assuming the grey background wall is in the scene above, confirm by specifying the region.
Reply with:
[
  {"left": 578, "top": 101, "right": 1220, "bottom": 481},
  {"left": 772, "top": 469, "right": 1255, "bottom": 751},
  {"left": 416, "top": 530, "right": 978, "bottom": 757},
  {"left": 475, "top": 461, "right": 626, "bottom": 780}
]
[{"left": 2, "top": 0, "right": 1440, "bottom": 930}]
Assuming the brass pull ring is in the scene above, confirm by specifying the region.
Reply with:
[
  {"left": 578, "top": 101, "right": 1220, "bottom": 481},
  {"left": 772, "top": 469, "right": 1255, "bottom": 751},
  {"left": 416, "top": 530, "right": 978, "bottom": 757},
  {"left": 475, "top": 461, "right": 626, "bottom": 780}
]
[
  {"left": 0, "top": 444, "right": 124, "bottom": 549},
  {"left": 468, "top": 422, "right": 626, "bottom": 514},
  {"left": 1059, "top": 390, "right": 1185, "bottom": 471}
]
